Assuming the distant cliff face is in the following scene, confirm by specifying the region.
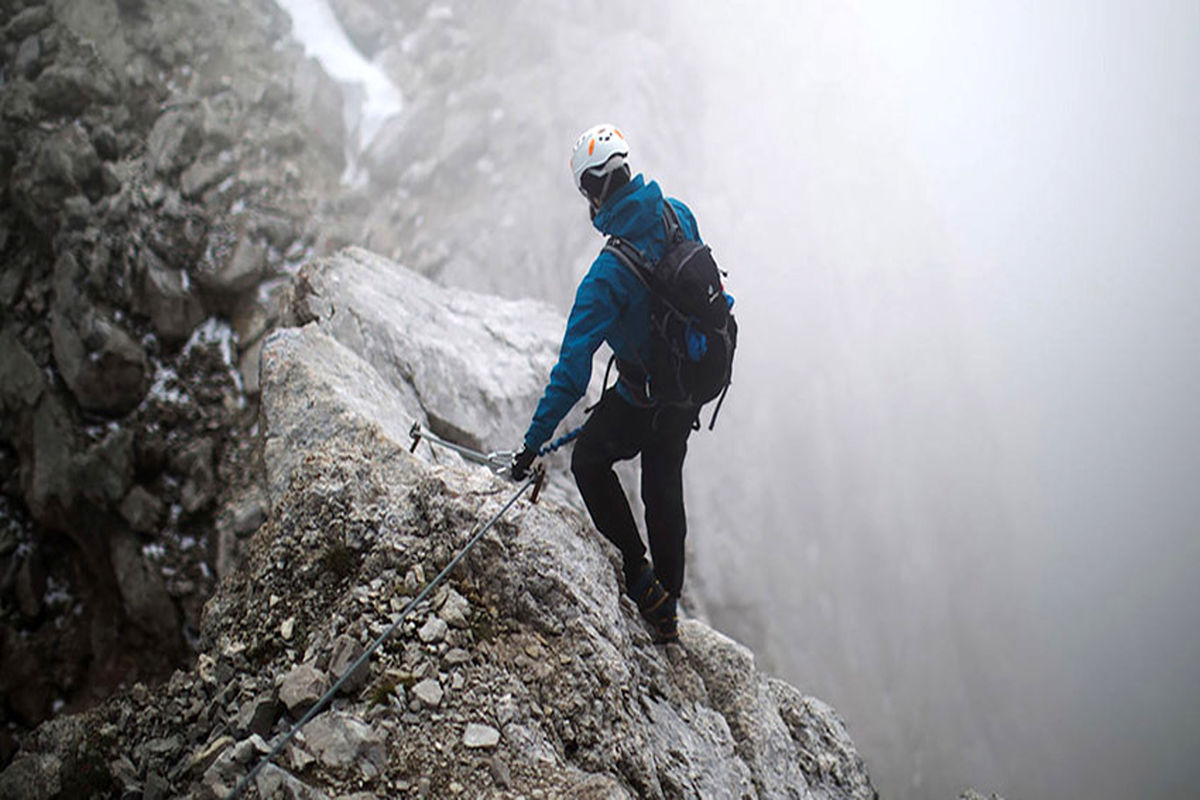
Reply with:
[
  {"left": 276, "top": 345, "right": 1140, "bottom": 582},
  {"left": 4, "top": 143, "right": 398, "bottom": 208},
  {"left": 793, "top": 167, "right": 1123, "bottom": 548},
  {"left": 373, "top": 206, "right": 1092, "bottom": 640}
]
[{"left": 0, "top": 249, "right": 876, "bottom": 800}]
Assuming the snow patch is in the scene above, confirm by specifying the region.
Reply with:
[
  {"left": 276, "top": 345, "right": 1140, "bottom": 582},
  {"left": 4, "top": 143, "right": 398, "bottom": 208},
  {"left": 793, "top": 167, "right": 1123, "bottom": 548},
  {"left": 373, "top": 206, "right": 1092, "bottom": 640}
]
[
  {"left": 273, "top": 0, "right": 403, "bottom": 156},
  {"left": 184, "top": 317, "right": 237, "bottom": 369},
  {"left": 148, "top": 363, "right": 190, "bottom": 406}
]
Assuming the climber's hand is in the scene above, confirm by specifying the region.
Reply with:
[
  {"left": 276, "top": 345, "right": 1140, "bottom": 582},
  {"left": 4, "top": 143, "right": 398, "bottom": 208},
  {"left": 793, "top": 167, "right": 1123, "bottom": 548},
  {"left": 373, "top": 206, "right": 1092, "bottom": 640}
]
[{"left": 509, "top": 446, "right": 536, "bottom": 481}]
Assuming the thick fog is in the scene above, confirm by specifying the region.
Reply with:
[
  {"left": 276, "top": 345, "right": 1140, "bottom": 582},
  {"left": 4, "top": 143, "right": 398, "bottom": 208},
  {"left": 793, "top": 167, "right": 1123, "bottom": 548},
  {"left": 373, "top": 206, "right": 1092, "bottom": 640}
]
[
  {"left": 281, "top": 1, "right": 1200, "bottom": 798},
  {"left": 680, "top": 3, "right": 1200, "bottom": 799}
]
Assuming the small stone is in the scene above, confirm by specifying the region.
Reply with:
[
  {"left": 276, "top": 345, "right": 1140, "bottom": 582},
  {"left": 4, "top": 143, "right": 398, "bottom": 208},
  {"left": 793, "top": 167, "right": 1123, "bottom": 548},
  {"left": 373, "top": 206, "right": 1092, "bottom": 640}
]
[
  {"left": 280, "top": 617, "right": 295, "bottom": 640},
  {"left": 412, "top": 678, "right": 443, "bottom": 707},
  {"left": 418, "top": 616, "right": 448, "bottom": 644},
  {"left": 279, "top": 663, "right": 328, "bottom": 716},
  {"left": 443, "top": 648, "right": 471, "bottom": 666},
  {"left": 257, "top": 762, "right": 328, "bottom": 800},
  {"left": 302, "top": 712, "right": 385, "bottom": 771},
  {"left": 235, "top": 693, "right": 278, "bottom": 737},
  {"left": 143, "top": 735, "right": 182, "bottom": 758},
  {"left": 525, "top": 644, "right": 542, "bottom": 659},
  {"left": 329, "top": 635, "right": 369, "bottom": 695},
  {"left": 144, "top": 772, "right": 168, "bottom": 800},
  {"left": 462, "top": 722, "right": 500, "bottom": 749},
  {"left": 489, "top": 756, "right": 512, "bottom": 788},
  {"left": 437, "top": 589, "right": 471, "bottom": 628},
  {"left": 451, "top": 673, "right": 465, "bottom": 691},
  {"left": 119, "top": 485, "right": 164, "bottom": 533},
  {"left": 232, "top": 734, "right": 269, "bottom": 765},
  {"left": 404, "top": 564, "right": 424, "bottom": 592},
  {"left": 187, "top": 735, "right": 233, "bottom": 776}
]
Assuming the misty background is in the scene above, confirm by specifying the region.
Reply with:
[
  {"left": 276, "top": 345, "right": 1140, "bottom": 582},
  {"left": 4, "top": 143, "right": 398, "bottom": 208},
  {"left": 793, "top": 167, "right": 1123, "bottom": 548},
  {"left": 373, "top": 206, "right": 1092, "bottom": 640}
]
[{"left": 281, "top": 1, "right": 1200, "bottom": 798}]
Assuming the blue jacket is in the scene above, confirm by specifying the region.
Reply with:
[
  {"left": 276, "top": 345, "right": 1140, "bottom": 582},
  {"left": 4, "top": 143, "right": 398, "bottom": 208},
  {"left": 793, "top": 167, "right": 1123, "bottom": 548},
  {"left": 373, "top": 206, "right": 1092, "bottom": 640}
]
[{"left": 524, "top": 174, "right": 701, "bottom": 450}]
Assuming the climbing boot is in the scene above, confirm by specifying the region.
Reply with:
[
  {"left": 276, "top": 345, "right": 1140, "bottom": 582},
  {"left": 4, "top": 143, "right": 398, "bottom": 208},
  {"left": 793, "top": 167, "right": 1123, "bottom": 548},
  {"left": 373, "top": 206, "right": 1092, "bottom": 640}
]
[{"left": 627, "top": 564, "right": 679, "bottom": 644}]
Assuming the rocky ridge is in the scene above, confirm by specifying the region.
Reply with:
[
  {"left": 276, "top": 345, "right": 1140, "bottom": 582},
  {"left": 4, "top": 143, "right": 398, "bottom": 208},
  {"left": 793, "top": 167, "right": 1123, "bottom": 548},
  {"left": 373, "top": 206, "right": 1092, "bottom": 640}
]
[{"left": 0, "top": 249, "right": 877, "bottom": 799}]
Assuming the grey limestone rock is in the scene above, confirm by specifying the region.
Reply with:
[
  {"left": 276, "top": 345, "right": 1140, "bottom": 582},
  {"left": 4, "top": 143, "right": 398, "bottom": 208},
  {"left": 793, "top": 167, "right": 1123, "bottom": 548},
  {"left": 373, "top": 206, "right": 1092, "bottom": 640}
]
[
  {"left": 300, "top": 712, "right": 385, "bottom": 772},
  {"left": 462, "top": 722, "right": 501, "bottom": 749},
  {"left": 256, "top": 763, "right": 330, "bottom": 800},
  {"left": 235, "top": 694, "right": 279, "bottom": 738},
  {"left": 411, "top": 678, "right": 443, "bottom": 708},
  {"left": 437, "top": 587, "right": 471, "bottom": 628},
  {"left": 329, "top": 634, "right": 369, "bottom": 695},
  {"left": 417, "top": 615, "right": 447, "bottom": 644},
  {"left": 280, "top": 663, "right": 329, "bottom": 717}
]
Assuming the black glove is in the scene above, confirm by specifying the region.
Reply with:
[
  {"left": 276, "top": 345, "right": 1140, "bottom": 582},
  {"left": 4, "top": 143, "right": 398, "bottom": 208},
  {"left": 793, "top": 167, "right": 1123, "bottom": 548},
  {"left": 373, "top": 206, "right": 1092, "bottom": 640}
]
[{"left": 509, "top": 446, "right": 536, "bottom": 481}]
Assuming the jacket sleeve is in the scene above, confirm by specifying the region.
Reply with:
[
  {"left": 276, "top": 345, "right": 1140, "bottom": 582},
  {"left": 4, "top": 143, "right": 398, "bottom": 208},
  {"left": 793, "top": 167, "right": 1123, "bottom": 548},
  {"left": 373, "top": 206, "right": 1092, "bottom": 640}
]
[{"left": 524, "top": 260, "right": 624, "bottom": 450}]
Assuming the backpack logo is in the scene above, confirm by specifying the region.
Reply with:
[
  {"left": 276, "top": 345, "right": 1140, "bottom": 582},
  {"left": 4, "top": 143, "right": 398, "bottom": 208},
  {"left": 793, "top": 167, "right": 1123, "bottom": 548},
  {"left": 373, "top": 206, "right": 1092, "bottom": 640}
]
[{"left": 605, "top": 202, "right": 738, "bottom": 429}]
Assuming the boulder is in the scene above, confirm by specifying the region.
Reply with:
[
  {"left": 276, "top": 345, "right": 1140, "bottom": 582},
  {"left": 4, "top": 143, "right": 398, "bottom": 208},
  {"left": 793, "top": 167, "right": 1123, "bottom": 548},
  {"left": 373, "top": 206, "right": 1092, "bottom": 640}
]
[
  {"left": 285, "top": 248, "right": 585, "bottom": 455},
  {"left": 180, "top": 154, "right": 236, "bottom": 199}
]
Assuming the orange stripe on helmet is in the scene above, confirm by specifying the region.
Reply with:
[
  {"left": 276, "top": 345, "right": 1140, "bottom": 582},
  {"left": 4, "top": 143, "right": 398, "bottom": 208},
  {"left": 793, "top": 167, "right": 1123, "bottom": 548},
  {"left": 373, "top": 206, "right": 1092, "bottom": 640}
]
[{"left": 588, "top": 138, "right": 595, "bottom": 156}]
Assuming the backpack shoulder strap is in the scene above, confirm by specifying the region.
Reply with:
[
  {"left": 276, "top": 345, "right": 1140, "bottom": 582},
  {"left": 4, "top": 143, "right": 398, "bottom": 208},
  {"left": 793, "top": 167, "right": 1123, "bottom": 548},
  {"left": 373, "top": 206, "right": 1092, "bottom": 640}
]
[
  {"left": 604, "top": 236, "right": 653, "bottom": 290},
  {"left": 661, "top": 200, "right": 684, "bottom": 243}
]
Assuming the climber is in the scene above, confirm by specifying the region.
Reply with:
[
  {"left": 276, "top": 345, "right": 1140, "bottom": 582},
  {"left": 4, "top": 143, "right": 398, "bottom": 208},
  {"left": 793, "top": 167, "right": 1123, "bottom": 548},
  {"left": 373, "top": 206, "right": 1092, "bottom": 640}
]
[{"left": 510, "top": 124, "right": 704, "bottom": 644}]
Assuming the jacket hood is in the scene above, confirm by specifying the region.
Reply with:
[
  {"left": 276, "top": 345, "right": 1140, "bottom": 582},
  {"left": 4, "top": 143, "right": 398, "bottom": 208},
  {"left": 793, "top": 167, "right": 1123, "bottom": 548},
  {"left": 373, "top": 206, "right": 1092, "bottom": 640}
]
[{"left": 592, "top": 174, "right": 663, "bottom": 239}]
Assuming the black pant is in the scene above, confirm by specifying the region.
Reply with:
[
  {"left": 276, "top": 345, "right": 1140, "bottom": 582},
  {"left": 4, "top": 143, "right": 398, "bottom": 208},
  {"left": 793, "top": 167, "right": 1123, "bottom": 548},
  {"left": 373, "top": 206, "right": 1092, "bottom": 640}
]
[{"left": 570, "top": 389, "right": 694, "bottom": 597}]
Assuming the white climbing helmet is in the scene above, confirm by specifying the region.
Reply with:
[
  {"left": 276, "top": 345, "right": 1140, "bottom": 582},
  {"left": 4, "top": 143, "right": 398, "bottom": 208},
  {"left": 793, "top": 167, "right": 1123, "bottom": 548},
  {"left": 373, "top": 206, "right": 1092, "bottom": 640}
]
[{"left": 570, "top": 124, "right": 629, "bottom": 195}]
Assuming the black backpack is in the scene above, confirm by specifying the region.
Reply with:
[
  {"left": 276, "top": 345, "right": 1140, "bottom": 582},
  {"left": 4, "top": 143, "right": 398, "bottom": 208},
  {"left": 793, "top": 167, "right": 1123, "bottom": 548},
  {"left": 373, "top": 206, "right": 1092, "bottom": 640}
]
[{"left": 605, "top": 201, "right": 738, "bottom": 429}]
